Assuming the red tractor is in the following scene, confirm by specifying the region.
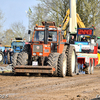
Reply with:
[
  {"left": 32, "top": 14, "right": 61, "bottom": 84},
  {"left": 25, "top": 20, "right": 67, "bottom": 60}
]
[{"left": 12, "top": 22, "right": 77, "bottom": 77}]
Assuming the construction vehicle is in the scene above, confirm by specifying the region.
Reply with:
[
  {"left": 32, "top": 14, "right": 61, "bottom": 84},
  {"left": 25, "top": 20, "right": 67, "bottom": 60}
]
[
  {"left": 12, "top": 21, "right": 77, "bottom": 77},
  {"left": 62, "top": 10, "right": 98, "bottom": 73},
  {"left": 62, "top": 9, "right": 98, "bottom": 73},
  {"left": 61, "top": 0, "right": 98, "bottom": 74},
  {"left": 74, "top": 28, "right": 98, "bottom": 74},
  {"left": 62, "top": 9, "right": 85, "bottom": 38},
  {"left": 62, "top": 9, "right": 85, "bottom": 29}
]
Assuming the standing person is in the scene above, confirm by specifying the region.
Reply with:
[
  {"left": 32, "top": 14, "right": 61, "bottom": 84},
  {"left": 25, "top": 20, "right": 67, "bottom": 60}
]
[
  {"left": 3, "top": 48, "right": 8, "bottom": 64},
  {"left": 10, "top": 48, "right": 14, "bottom": 63},
  {"left": 69, "top": 35, "right": 75, "bottom": 44},
  {"left": 81, "top": 36, "right": 87, "bottom": 42}
]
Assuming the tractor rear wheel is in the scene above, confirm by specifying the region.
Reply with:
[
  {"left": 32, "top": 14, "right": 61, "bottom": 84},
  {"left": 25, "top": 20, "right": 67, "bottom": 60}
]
[
  {"left": 23, "top": 44, "right": 31, "bottom": 64},
  {"left": 57, "top": 53, "right": 67, "bottom": 77},
  {"left": 47, "top": 53, "right": 60, "bottom": 76},
  {"left": 0, "top": 51, "right": 4, "bottom": 63},
  {"left": 12, "top": 53, "right": 19, "bottom": 73},
  {"left": 67, "top": 46, "right": 76, "bottom": 76}
]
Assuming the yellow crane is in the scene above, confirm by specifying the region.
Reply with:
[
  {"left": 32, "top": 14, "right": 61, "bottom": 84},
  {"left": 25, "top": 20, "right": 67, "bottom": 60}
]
[{"left": 62, "top": 9, "right": 85, "bottom": 37}]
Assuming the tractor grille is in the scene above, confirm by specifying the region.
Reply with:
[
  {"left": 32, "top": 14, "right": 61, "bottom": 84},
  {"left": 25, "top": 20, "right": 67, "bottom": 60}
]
[{"left": 33, "top": 45, "right": 43, "bottom": 52}]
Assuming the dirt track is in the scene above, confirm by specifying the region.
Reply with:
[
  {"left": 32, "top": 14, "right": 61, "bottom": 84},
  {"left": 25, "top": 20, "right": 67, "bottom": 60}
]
[{"left": 0, "top": 66, "right": 100, "bottom": 100}]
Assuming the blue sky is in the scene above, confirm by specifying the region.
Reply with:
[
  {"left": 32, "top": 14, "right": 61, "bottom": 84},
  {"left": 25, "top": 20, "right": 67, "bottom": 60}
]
[{"left": 0, "top": 0, "right": 40, "bottom": 30}]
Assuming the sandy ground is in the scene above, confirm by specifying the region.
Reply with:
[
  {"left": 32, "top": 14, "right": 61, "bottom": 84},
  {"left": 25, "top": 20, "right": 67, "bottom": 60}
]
[{"left": 0, "top": 65, "right": 100, "bottom": 100}]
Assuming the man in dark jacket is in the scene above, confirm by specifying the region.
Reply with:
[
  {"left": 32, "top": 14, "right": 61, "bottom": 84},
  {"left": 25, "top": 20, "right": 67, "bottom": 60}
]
[
  {"left": 10, "top": 49, "right": 14, "bottom": 63},
  {"left": 3, "top": 48, "right": 8, "bottom": 64},
  {"left": 81, "top": 36, "right": 87, "bottom": 42},
  {"left": 69, "top": 35, "right": 75, "bottom": 44}
]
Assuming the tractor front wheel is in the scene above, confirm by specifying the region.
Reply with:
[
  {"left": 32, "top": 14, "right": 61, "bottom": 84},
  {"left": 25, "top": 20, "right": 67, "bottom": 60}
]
[
  {"left": 47, "top": 53, "right": 60, "bottom": 76},
  {"left": 57, "top": 53, "right": 67, "bottom": 77},
  {"left": 67, "top": 46, "right": 76, "bottom": 76},
  {"left": 12, "top": 53, "right": 19, "bottom": 73},
  {"left": 17, "top": 52, "right": 29, "bottom": 65}
]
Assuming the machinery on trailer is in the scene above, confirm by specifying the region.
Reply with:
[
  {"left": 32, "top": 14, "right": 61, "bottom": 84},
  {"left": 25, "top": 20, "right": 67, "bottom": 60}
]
[
  {"left": 61, "top": 0, "right": 98, "bottom": 74},
  {"left": 12, "top": 21, "right": 77, "bottom": 77},
  {"left": 62, "top": 11, "right": 98, "bottom": 74},
  {"left": 74, "top": 28, "right": 98, "bottom": 74}
]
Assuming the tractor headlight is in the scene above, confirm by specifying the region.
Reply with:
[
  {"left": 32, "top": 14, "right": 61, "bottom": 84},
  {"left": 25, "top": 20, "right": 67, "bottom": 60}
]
[
  {"left": 33, "top": 53, "right": 36, "bottom": 55},
  {"left": 39, "top": 53, "right": 43, "bottom": 56}
]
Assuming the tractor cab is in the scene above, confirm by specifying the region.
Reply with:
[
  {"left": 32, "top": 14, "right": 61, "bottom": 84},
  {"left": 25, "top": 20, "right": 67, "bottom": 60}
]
[
  {"left": 31, "top": 22, "right": 64, "bottom": 57},
  {"left": 11, "top": 37, "right": 26, "bottom": 53}
]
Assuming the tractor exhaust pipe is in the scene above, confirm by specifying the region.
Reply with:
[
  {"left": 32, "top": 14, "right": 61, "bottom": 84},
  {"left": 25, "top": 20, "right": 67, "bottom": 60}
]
[
  {"left": 44, "top": 22, "right": 48, "bottom": 44},
  {"left": 28, "top": 30, "right": 31, "bottom": 42}
]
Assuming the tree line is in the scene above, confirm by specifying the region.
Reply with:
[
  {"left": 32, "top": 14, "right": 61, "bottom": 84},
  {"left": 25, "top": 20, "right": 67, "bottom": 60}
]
[
  {"left": 0, "top": 10, "right": 28, "bottom": 45},
  {"left": 30, "top": 0, "right": 100, "bottom": 36},
  {"left": 0, "top": 0, "right": 100, "bottom": 46}
]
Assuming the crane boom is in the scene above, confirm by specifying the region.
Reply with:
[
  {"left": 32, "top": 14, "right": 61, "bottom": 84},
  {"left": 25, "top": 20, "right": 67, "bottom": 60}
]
[
  {"left": 76, "top": 14, "right": 85, "bottom": 28},
  {"left": 62, "top": 9, "right": 85, "bottom": 36}
]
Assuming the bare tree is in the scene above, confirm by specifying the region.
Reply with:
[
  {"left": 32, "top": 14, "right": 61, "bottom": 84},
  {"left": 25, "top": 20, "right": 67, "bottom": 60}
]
[
  {"left": 81, "top": 0, "right": 100, "bottom": 27},
  {"left": 0, "top": 9, "right": 4, "bottom": 30},
  {"left": 2, "top": 22, "right": 28, "bottom": 45},
  {"left": 0, "top": 9, "right": 5, "bottom": 40},
  {"left": 3, "top": 29, "right": 14, "bottom": 45},
  {"left": 95, "top": 24, "right": 100, "bottom": 37},
  {"left": 11, "top": 22, "right": 26, "bottom": 38},
  {"left": 30, "top": 0, "right": 69, "bottom": 27},
  {"left": 30, "top": 0, "right": 100, "bottom": 37},
  {"left": 30, "top": 4, "right": 50, "bottom": 29}
]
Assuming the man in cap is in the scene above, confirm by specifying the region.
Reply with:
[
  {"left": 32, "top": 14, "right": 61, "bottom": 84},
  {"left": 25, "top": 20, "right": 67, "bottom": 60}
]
[{"left": 81, "top": 36, "right": 87, "bottom": 42}]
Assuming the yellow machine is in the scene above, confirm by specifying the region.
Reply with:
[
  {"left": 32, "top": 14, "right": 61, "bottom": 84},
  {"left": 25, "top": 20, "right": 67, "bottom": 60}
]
[
  {"left": 97, "top": 53, "right": 100, "bottom": 64},
  {"left": 62, "top": 9, "right": 85, "bottom": 37}
]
